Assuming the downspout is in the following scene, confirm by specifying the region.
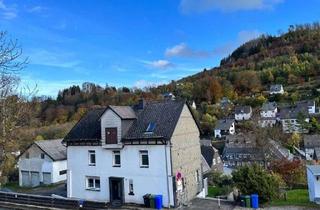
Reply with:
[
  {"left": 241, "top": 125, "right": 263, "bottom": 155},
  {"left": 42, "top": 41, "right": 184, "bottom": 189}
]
[{"left": 164, "top": 141, "right": 171, "bottom": 208}]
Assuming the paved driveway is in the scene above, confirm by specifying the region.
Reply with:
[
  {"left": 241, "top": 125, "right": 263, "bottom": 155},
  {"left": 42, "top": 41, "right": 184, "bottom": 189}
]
[{"left": 181, "top": 198, "right": 235, "bottom": 210}]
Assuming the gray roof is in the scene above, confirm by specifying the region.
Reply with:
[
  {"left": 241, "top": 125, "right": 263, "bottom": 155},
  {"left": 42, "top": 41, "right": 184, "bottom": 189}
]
[
  {"left": 201, "top": 155, "right": 211, "bottom": 174},
  {"left": 307, "top": 165, "right": 320, "bottom": 175},
  {"left": 109, "top": 105, "right": 136, "bottom": 119},
  {"left": 201, "top": 145, "right": 216, "bottom": 167},
  {"left": 64, "top": 108, "right": 105, "bottom": 141},
  {"left": 215, "top": 119, "right": 234, "bottom": 130},
  {"left": 34, "top": 139, "right": 66, "bottom": 161},
  {"left": 261, "top": 102, "right": 277, "bottom": 112},
  {"left": 314, "top": 148, "right": 320, "bottom": 160},
  {"left": 235, "top": 106, "right": 252, "bottom": 115},
  {"left": 278, "top": 105, "right": 308, "bottom": 119},
  {"left": 64, "top": 100, "right": 199, "bottom": 143},
  {"left": 124, "top": 100, "right": 188, "bottom": 140},
  {"left": 270, "top": 84, "right": 283, "bottom": 92},
  {"left": 304, "top": 135, "right": 320, "bottom": 148}
]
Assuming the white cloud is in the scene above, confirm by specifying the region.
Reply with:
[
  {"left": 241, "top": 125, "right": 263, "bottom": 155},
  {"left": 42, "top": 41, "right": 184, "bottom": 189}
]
[
  {"left": 133, "top": 80, "right": 166, "bottom": 89},
  {"left": 179, "top": 0, "right": 283, "bottom": 14},
  {"left": 141, "top": 59, "right": 174, "bottom": 69},
  {"left": 27, "top": 6, "right": 45, "bottom": 13},
  {"left": 0, "top": 0, "right": 17, "bottom": 20},
  {"left": 165, "top": 43, "right": 211, "bottom": 58}
]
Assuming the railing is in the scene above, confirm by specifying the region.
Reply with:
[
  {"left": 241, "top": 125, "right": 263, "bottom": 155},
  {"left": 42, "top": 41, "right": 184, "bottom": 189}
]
[{"left": 0, "top": 191, "right": 109, "bottom": 209}]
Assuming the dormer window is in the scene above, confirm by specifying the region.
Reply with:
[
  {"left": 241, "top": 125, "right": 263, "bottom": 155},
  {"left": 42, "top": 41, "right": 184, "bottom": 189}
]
[{"left": 145, "top": 122, "right": 156, "bottom": 133}]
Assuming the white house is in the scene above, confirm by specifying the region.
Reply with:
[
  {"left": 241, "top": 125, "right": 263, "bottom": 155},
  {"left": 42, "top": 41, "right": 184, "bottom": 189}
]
[
  {"left": 307, "top": 165, "right": 320, "bottom": 204},
  {"left": 235, "top": 106, "right": 252, "bottom": 121},
  {"left": 64, "top": 100, "right": 203, "bottom": 208},
  {"left": 214, "top": 119, "right": 235, "bottom": 138},
  {"left": 270, "top": 84, "right": 284, "bottom": 95},
  {"left": 18, "top": 139, "right": 67, "bottom": 187},
  {"left": 259, "top": 102, "right": 277, "bottom": 127},
  {"left": 279, "top": 101, "right": 315, "bottom": 133}
]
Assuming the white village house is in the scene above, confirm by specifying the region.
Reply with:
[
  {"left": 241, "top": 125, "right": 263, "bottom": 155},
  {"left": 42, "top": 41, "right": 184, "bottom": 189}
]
[
  {"left": 307, "top": 165, "right": 320, "bottom": 204},
  {"left": 259, "top": 102, "right": 278, "bottom": 127},
  {"left": 63, "top": 100, "right": 203, "bottom": 207},
  {"left": 18, "top": 139, "right": 67, "bottom": 187},
  {"left": 279, "top": 100, "right": 315, "bottom": 133},
  {"left": 270, "top": 84, "right": 284, "bottom": 95},
  {"left": 234, "top": 106, "right": 252, "bottom": 121},
  {"left": 214, "top": 119, "right": 235, "bottom": 138}
]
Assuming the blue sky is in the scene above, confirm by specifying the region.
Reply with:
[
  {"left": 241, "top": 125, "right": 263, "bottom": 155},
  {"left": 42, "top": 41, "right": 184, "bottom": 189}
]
[{"left": 1, "top": 0, "right": 320, "bottom": 96}]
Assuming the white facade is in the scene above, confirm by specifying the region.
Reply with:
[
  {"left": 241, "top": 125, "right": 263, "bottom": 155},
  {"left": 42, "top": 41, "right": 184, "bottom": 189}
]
[
  {"left": 18, "top": 144, "right": 67, "bottom": 187},
  {"left": 307, "top": 165, "right": 320, "bottom": 204},
  {"left": 270, "top": 85, "right": 284, "bottom": 95},
  {"left": 67, "top": 145, "right": 174, "bottom": 207},
  {"left": 67, "top": 103, "right": 202, "bottom": 207},
  {"left": 235, "top": 112, "right": 252, "bottom": 121},
  {"left": 281, "top": 118, "right": 310, "bottom": 133},
  {"left": 214, "top": 123, "right": 235, "bottom": 138}
]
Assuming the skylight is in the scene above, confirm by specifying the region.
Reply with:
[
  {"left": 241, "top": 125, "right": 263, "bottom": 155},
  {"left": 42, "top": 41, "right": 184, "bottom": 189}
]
[{"left": 146, "top": 122, "right": 156, "bottom": 133}]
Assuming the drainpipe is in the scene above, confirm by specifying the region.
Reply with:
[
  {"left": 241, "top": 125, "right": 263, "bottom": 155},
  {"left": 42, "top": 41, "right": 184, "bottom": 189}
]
[{"left": 164, "top": 142, "right": 171, "bottom": 208}]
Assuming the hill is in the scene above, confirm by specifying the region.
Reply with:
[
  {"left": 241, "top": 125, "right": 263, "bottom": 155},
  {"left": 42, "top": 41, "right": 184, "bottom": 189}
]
[{"left": 26, "top": 23, "right": 320, "bottom": 137}]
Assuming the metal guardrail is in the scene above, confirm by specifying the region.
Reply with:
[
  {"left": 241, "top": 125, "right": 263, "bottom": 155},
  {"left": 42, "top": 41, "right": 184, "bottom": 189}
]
[{"left": 0, "top": 191, "right": 109, "bottom": 209}]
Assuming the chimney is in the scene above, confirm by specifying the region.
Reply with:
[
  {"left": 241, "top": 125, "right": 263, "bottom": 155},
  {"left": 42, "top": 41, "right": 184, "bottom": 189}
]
[{"left": 136, "top": 98, "right": 145, "bottom": 110}]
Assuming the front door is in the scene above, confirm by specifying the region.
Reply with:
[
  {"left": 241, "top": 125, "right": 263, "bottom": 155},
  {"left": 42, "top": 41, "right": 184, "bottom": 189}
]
[
  {"left": 105, "top": 128, "right": 117, "bottom": 144},
  {"left": 109, "top": 177, "right": 124, "bottom": 205}
]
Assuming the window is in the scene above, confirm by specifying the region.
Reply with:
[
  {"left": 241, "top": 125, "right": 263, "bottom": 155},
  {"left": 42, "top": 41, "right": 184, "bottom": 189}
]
[
  {"left": 25, "top": 152, "right": 29, "bottom": 159},
  {"left": 88, "top": 150, "right": 96, "bottom": 166},
  {"left": 59, "top": 170, "right": 67, "bottom": 175},
  {"left": 145, "top": 122, "right": 156, "bottom": 133},
  {"left": 195, "top": 170, "right": 200, "bottom": 183},
  {"left": 86, "top": 177, "right": 100, "bottom": 191},
  {"left": 113, "top": 151, "right": 121, "bottom": 167},
  {"left": 129, "top": 179, "right": 134, "bottom": 195},
  {"left": 41, "top": 153, "right": 45, "bottom": 159},
  {"left": 140, "top": 150, "right": 149, "bottom": 168}
]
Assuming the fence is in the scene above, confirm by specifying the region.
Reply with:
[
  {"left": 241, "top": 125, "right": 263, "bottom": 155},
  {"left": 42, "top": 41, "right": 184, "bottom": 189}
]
[{"left": 0, "top": 191, "right": 109, "bottom": 209}]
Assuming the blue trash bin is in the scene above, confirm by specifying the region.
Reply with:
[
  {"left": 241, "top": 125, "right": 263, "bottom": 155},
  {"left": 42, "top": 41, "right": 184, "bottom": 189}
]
[
  {"left": 154, "top": 195, "right": 163, "bottom": 209},
  {"left": 251, "top": 194, "right": 259, "bottom": 209}
]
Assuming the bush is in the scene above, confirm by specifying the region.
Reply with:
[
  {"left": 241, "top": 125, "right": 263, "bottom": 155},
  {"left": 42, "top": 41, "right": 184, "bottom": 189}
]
[{"left": 232, "top": 164, "right": 282, "bottom": 203}]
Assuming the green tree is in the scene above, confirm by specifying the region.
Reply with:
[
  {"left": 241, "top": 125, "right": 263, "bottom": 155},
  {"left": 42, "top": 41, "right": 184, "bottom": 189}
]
[{"left": 232, "top": 164, "right": 281, "bottom": 203}]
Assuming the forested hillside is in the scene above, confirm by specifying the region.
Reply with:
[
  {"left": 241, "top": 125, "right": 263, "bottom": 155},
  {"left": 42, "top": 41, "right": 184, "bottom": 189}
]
[{"left": 29, "top": 23, "right": 320, "bottom": 136}]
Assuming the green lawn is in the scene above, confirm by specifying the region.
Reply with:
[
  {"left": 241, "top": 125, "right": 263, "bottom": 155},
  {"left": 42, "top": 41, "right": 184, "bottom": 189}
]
[
  {"left": 270, "top": 189, "right": 319, "bottom": 207},
  {"left": 2, "top": 182, "right": 62, "bottom": 193},
  {"left": 207, "top": 186, "right": 230, "bottom": 198}
]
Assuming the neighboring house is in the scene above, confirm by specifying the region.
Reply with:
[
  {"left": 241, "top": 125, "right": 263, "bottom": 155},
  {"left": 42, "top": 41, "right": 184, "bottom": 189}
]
[
  {"left": 214, "top": 119, "right": 235, "bottom": 138},
  {"left": 162, "top": 92, "right": 176, "bottom": 100},
  {"left": 18, "top": 139, "right": 67, "bottom": 187},
  {"left": 278, "top": 104, "right": 310, "bottom": 133},
  {"left": 191, "top": 101, "right": 197, "bottom": 109},
  {"left": 64, "top": 100, "right": 203, "bottom": 208},
  {"left": 307, "top": 165, "right": 320, "bottom": 204},
  {"left": 201, "top": 145, "right": 223, "bottom": 175},
  {"left": 223, "top": 133, "right": 265, "bottom": 167},
  {"left": 223, "top": 133, "right": 292, "bottom": 167},
  {"left": 304, "top": 135, "right": 320, "bottom": 160},
  {"left": 259, "top": 102, "right": 278, "bottom": 128},
  {"left": 297, "top": 100, "right": 316, "bottom": 114},
  {"left": 235, "top": 106, "right": 252, "bottom": 121},
  {"left": 313, "top": 148, "right": 320, "bottom": 162},
  {"left": 270, "top": 84, "right": 284, "bottom": 95}
]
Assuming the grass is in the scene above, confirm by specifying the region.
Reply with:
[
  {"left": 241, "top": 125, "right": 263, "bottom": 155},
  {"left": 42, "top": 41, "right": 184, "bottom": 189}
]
[
  {"left": 207, "top": 186, "right": 228, "bottom": 198},
  {"left": 269, "top": 189, "right": 319, "bottom": 208},
  {"left": 2, "top": 182, "right": 63, "bottom": 193}
]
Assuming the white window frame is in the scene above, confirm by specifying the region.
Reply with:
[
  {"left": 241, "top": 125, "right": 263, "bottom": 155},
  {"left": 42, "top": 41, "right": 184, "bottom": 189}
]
[
  {"left": 139, "top": 150, "right": 149, "bottom": 168},
  {"left": 86, "top": 176, "right": 100, "bottom": 191},
  {"left": 88, "top": 150, "right": 96, "bottom": 166},
  {"left": 112, "top": 151, "right": 121, "bottom": 167}
]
